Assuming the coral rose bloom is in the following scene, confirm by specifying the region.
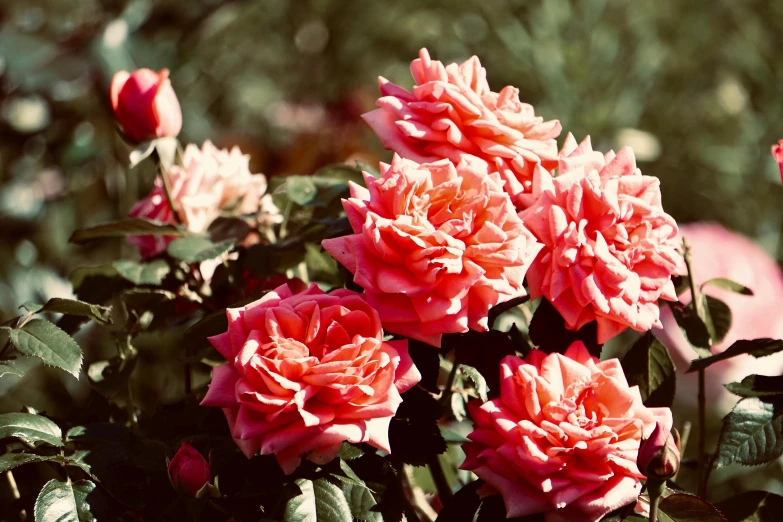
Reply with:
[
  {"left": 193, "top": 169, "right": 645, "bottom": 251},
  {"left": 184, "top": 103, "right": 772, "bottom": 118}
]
[
  {"left": 461, "top": 343, "right": 672, "bottom": 522},
  {"left": 322, "top": 155, "right": 543, "bottom": 347},
  {"left": 200, "top": 283, "right": 421, "bottom": 474},
  {"left": 519, "top": 134, "right": 682, "bottom": 343},
  {"left": 129, "top": 140, "right": 276, "bottom": 257},
  {"left": 363, "top": 48, "right": 561, "bottom": 208}
]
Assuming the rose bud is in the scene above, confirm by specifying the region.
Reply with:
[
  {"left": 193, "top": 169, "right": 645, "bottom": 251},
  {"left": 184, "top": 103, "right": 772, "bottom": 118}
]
[
  {"left": 110, "top": 68, "right": 182, "bottom": 142},
  {"left": 168, "top": 442, "right": 212, "bottom": 496},
  {"left": 637, "top": 421, "right": 681, "bottom": 480},
  {"left": 773, "top": 140, "right": 783, "bottom": 184}
]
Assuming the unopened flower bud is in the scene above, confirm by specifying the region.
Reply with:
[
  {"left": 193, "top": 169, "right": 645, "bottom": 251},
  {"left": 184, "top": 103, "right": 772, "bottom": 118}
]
[
  {"left": 638, "top": 421, "right": 681, "bottom": 480},
  {"left": 110, "top": 68, "right": 182, "bottom": 142},
  {"left": 168, "top": 442, "right": 212, "bottom": 496}
]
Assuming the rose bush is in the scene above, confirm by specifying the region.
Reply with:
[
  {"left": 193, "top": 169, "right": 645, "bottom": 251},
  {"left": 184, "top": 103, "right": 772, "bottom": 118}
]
[
  {"left": 322, "top": 154, "right": 542, "bottom": 347},
  {"left": 200, "top": 282, "right": 421, "bottom": 474},
  {"left": 363, "top": 48, "right": 561, "bottom": 207},
  {"left": 519, "top": 134, "right": 683, "bottom": 343}
]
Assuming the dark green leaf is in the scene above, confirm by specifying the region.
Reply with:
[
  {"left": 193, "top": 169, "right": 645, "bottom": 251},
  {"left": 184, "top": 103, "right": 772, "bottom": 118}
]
[
  {"left": 0, "top": 452, "right": 52, "bottom": 473},
  {"left": 283, "top": 478, "right": 352, "bottom": 522},
  {"left": 32, "top": 298, "right": 111, "bottom": 324},
  {"left": 286, "top": 176, "right": 318, "bottom": 206},
  {"left": 389, "top": 387, "right": 447, "bottom": 466},
  {"left": 715, "top": 397, "right": 783, "bottom": 468},
  {"left": 435, "top": 480, "right": 481, "bottom": 522},
  {"left": 702, "top": 295, "right": 732, "bottom": 346},
  {"left": 167, "top": 237, "right": 235, "bottom": 263},
  {"left": 338, "top": 442, "right": 364, "bottom": 461},
  {"left": 407, "top": 340, "right": 440, "bottom": 393},
  {"left": 702, "top": 278, "right": 754, "bottom": 296},
  {"left": 687, "top": 339, "right": 783, "bottom": 373},
  {"left": 658, "top": 493, "right": 727, "bottom": 521},
  {"left": 208, "top": 217, "right": 252, "bottom": 243},
  {"left": 439, "top": 427, "right": 471, "bottom": 443},
  {"left": 113, "top": 259, "right": 170, "bottom": 285},
  {"left": 0, "top": 364, "right": 24, "bottom": 378},
  {"left": 459, "top": 364, "right": 488, "bottom": 402},
  {"left": 20, "top": 301, "right": 43, "bottom": 313},
  {"left": 726, "top": 375, "right": 783, "bottom": 399},
  {"left": 714, "top": 490, "right": 783, "bottom": 522},
  {"left": 9, "top": 319, "right": 82, "bottom": 378},
  {"left": 34, "top": 478, "right": 96, "bottom": 522},
  {"left": 669, "top": 301, "right": 712, "bottom": 352},
  {"left": 0, "top": 412, "right": 62, "bottom": 446},
  {"left": 69, "top": 218, "right": 180, "bottom": 244},
  {"left": 528, "top": 299, "right": 601, "bottom": 356},
  {"left": 304, "top": 242, "right": 339, "bottom": 283},
  {"left": 341, "top": 480, "right": 382, "bottom": 522},
  {"left": 448, "top": 330, "right": 516, "bottom": 400},
  {"left": 488, "top": 295, "right": 530, "bottom": 329},
  {"left": 621, "top": 332, "right": 676, "bottom": 407}
]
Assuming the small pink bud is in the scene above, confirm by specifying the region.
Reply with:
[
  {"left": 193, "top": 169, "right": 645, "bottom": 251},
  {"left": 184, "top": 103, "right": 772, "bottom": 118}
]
[
  {"left": 637, "top": 421, "right": 681, "bottom": 480},
  {"left": 110, "top": 68, "right": 182, "bottom": 142},
  {"left": 772, "top": 140, "right": 783, "bottom": 184},
  {"left": 168, "top": 442, "right": 212, "bottom": 496}
]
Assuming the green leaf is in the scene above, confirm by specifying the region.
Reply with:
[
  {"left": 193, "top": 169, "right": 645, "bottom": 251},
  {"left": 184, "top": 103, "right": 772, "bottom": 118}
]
[
  {"left": 0, "top": 452, "right": 52, "bottom": 473},
  {"left": 283, "top": 478, "right": 352, "bottom": 522},
  {"left": 113, "top": 259, "right": 170, "bottom": 285},
  {"left": 726, "top": 375, "right": 783, "bottom": 399},
  {"left": 658, "top": 493, "right": 727, "bottom": 521},
  {"left": 488, "top": 295, "right": 530, "bottom": 330},
  {"left": 0, "top": 364, "right": 24, "bottom": 378},
  {"left": 702, "top": 278, "right": 754, "bottom": 296},
  {"left": 338, "top": 442, "right": 364, "bottom": 461},
  {"left": 714, "top": 490, "right": 783, "bottom": 522},
  {"left": 0, "top": 412, "right": 63, "bottom": 446},
  {"left": 621, "top": 332, "right": 676, "bottom": 407},
  {"left": 286, "top": 176, "right": 318, "bottom": 206},
  {"left": 715, "top": 397, "right": 783, "bottom": 468},
  {"left": 702, "top": 295, "right": 732, "bottom": 346},
  {"left": 687, "top": 339, "right": 783, "bottom": 373},
  {"left": 31, "top": 298, "right": 111, "bottom": 324},
  {"left": 34, "top": 478, "right": 96, "bottom": 522},
  {"left": 9, "top": 319, "right": 82, "bottom": 378},
  {"left": 341, "top": 481, "right": 382, "bottom": 522},
  {"left": 439, "top": 427, "right": 471, "bottom": 444},
  {"left": 669, "top": 301, "right": 712, "bottom": 353},
  {"left": 459, "top": 364, "right": 488, "bottom": 402},
  {"left": 304, "top": 242, "right": 339, "bottom": 283},
  {"left": 69, "top": 218, "right": 180, "bottom": 244},
  {"left": 166, "top": 237, "right": 235, "bottom": 263}
]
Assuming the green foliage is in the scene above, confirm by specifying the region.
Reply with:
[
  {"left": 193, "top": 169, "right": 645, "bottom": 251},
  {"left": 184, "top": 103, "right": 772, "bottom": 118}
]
[
  {"left": 0, "top": 364, "right": 24, "bottom": 378},
  {"left": 24, "top": 297, "right": 112, "bottom": 325},
  {"left": 658, "top": 494, "right": 727, "bottom": 521},
  {"left": 69, "top": 218, "right": 181, "bottom": 244},
  {"left": 34, "top": 479, "right": 97, "bottom": 522},
  {"left": 113, "top": 259, "right": 170, "bottom": 285},
  {"left": 0, "top": 452, "right": 52, "bottom": 472},
  {"left": 282, "top": 478, "right": 353, "bottom": 522},
  {"left": 459, "top": 364, "right": 488, "bottom": 402},
  {"left": 5, "top": 319, "right": 82, "bottom": 378},
  {"left": 528, "top": 298, "right": 601, "bottom": 356},
  {"left": 726, "top": 375, "right": 783, "bottom": 399},
  {"left": 166, "top": 237, "right": 235, "bottom": 263},
  {"left": 715, "top": 397, "right": 783, "bottom": 468},
  {"left": 701, "top": 278, "right": 754, "bottom": 296},
  {"left": 687, "top": 339, "right": 783, "bottom": 373},
  {"left": 0, "top": 412, "right": 62, "bottom": 447},
  {"left": 621, "top": 332, "right": 676, "bottom": 408},
  {"left": 715, "top": 491, "right": 783, "bottom": 522}
]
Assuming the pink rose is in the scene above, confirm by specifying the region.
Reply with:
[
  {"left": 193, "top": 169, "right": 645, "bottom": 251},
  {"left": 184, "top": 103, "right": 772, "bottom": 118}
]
[
  {"left": 655, "top": 223, "right": 783, "bottom": 421},
  {"left": 363, "top": 48, "right": 561, "bottom": 208},
  {"left": 637, "top": 420, "right": 680, "bottom": 480},
  {"left": 519, "top": 134, "right": 682, "bottom": 343},
  {"left": 773, "top": 140, "right": 783, "bottom": 183},
  {"left": 321, "top": 155, "right": 542, "bottom": 347},
  {"left": 168, "top": 442, "right": 212, "bottom": 496},
  {"left": 110, "top": 68, "right": 182, "bottom": 142},
  {"left": 199, "top": 283, "right": 421, "bottom": 474},
  {"left": 461, "top": 342, "right": 672, "bottom": 522},
  {"left": 129, "top": 141, "right": 276, "bottom": 258}
]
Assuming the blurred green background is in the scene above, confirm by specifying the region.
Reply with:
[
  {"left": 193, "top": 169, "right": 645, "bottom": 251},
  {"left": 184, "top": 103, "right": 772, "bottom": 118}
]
[{"left": 2, "top": 0, "right": 783, "bottom": 317}]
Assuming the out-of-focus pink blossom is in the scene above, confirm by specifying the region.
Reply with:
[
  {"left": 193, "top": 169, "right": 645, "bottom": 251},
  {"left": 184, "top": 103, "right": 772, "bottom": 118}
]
[
  {"left": 111, "top": 68, "right": 182, "bottom": 142},
  {"left": 655, "top": 223, "right": 783, "bottom": 419},
  {"left": 772, "top": 140, "right": 783, "bottom": 183},
  {"left": 363, "top": 48, "right": 561, "bottom": 208}
]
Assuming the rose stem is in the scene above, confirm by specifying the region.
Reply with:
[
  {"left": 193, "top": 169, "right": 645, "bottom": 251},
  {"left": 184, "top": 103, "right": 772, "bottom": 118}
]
[{"left": 682, "top": 238, "right": 709, "bottom": 497}]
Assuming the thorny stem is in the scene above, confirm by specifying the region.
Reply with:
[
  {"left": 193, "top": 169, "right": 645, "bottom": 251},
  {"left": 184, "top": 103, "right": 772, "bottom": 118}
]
[
  {"left": 440, "top": 359, "right": 459, "bottom": 408},
  {"left": 683, "top": 238, "right": 709, "bottom": 497}
]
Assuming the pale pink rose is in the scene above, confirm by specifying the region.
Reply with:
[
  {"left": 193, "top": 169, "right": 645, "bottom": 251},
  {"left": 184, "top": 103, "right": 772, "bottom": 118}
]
[
  {"left": 519, "top": 134, "right": 682, "bottom": 343},
  {"left": 199, "top": 283, "right": 421, "bottom": 474},
  {"left": 773, "top": 140, "right": 783, "bottom": 183},
  {"left": 110, "top": 68, "right": 182, "bottom": 143},
  {"left": 461, "top": 342, "right": 672, "bottom": 522},
  {"left": 129, "top": 141, "right": 275, "bottom": 258},
  {"left": 321, "top": 155, "right": 543, "bottom": 347},
  {"left": 655, "top": 223, "right": 783, "bottom": 421},
  {"left": 363, "top": 48, "right": 561, "bottom": 208}
]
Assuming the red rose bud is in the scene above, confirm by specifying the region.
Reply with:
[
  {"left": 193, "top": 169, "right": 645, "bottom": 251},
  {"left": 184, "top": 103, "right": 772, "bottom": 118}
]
[
  {"left": 772, "top": 140, "right": 783, "bottom": 184},
  {"left": 637, "top": 421, "right": 681, "bottom": 480},
  {"left": 168, "top": 442, "right": 212, "bottom": 496},
  {"left": 110, "top": 68, "right": 182, "bottom": 142}
]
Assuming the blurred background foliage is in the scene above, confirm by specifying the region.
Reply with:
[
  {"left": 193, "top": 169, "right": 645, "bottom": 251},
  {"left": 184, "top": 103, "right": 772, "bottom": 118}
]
[{"left": 2, "top": 0, "right": 783, "bottom": 507}]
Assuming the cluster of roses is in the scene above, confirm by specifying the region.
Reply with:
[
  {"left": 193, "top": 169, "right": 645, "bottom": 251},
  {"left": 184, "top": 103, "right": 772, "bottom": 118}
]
[{"left": 113, "top": 49, "right": 685, "bottom": 521}]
